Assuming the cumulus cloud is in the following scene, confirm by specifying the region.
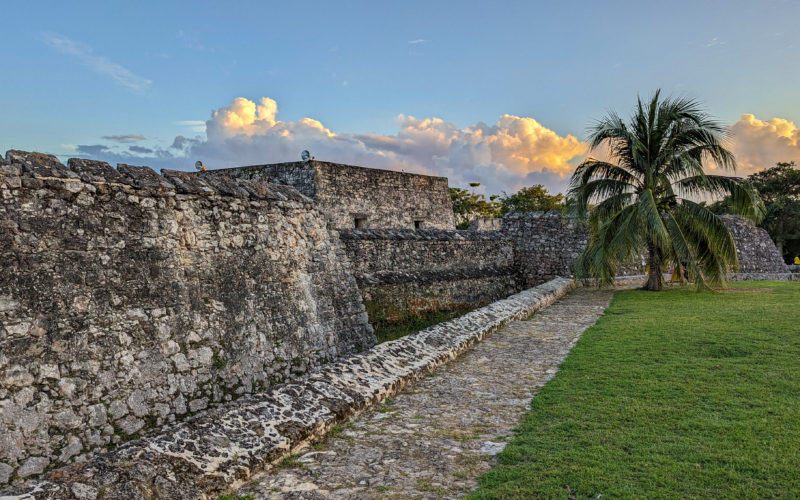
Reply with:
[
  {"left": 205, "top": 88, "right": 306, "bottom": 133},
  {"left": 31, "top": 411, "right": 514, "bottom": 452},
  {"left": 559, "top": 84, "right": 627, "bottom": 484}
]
[
  {"left": 64, "top": 96, "right": 800, "bottom": 198},
  {"left": 183, "top": 96, "right": 588, "bottom": 195},
  {"left": 40, "top": 32, "right": 151, "bottom": 92},
  {"left": 170, "top": 135, "right": 202, "bottom": 150},
  {"left": 102, "top": 134, "right": 145, "bottom": 143},
  {"left": 729, "top": 114, "right": 800, "bottom": 175},
  {"left": 129, "top": 145, "right": 153, "bottom": 154}
]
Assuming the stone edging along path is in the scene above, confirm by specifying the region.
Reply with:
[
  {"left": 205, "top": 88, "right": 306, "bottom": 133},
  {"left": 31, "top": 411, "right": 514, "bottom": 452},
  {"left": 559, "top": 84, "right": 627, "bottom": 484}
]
[{"left": 1, "top": 277, "right": 575, "bottom": 500}]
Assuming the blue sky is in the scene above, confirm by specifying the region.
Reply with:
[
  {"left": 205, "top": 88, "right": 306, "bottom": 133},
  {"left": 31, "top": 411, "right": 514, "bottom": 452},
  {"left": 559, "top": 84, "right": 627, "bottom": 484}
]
[{"left": 2, "top": 0, "right": 799, "bottom": 194}]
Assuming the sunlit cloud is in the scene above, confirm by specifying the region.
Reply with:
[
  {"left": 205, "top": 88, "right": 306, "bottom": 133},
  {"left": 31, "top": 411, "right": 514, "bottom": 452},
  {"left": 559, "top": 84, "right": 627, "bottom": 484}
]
[
  {"left": 70, "top": 98, "right": 800, "bottom": 197},
  {"left": 408, "top": 39, "right": 427, "bottom": 44},
  {"left": 182, "top": 96, "right": 588, "bottom": 195},
  {"left": 40, "top": 32, "right": 152, "bottom": 92},
  {"left": 729, "top": 113, "right": 800, "bottom": 174}
]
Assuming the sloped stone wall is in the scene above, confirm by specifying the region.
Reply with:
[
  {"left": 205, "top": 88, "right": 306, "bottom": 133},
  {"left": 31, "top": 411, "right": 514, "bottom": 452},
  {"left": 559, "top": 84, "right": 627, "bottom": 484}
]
[
  {"left": 504, "top": 212, "right": 787, "bottom": 287},
  {"left": 720, "top": 215, "right": 789, "bottom": 273},
  {"left": 338, "top": 229, "right": 518, "bottom": 318},
  {"left": 0, "top": 151, "right": 374, "bottom": 482}
]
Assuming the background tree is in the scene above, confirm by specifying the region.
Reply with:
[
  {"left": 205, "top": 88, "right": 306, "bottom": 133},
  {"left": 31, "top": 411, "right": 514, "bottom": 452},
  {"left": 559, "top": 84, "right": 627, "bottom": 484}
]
[
  {"left": 449, "top": 186, "right": 501, "bottom": 229},
  {"left": 569, "top": 90, "right": 764, "bottom": 291},
  {"left": 498, "top": 185, "right": 565, "bottom": 215},
  {"left": 710, "top": 161, "right": 800, "bottom": 261}
]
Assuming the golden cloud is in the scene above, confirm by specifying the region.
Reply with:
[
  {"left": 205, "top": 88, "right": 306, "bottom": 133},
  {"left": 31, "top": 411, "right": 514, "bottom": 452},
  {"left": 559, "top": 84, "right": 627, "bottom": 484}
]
[
  {"left": 193, "top": 97, "right": 589, "bottom": 194},
  {"left": 729, "top": 114, "right": 800, "bottom": 175}
]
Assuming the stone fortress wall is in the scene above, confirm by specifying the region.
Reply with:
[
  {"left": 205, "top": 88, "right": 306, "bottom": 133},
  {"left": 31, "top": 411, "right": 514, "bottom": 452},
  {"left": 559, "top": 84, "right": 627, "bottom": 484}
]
[
  {"left": 0, "top": 151, "right": 374, "bottom": 481},
  {"left": 0, "top": 150, "right": 791, "bottom": 486},
  {"left": 338, "top": 229, "right": 518, "bottom": 318},
  {"left": 203, "top": 161, "right": 456, "bottom": 230},
  {"left": 497, "top": 211, "right": 789, "bottom": 288},
  {"left": 502, "top": 211, "right": 591, "bottom": 288}
]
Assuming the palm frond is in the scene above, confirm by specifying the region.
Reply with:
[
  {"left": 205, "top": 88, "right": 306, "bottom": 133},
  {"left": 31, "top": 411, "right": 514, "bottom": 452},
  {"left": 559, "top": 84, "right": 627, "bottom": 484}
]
[{"left": 675, "top": 175, "right": 765, "bottom": 222}]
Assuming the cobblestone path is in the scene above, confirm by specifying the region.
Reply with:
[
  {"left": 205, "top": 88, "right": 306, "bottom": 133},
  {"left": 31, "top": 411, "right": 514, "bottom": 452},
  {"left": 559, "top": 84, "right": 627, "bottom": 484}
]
[{"left": 237, "top": 288, "right": 615, "bottom": 499}]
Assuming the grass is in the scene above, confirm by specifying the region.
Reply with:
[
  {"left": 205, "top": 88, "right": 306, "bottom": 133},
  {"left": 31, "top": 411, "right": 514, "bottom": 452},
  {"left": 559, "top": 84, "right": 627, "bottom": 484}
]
[
  {"left": 274, "top": 453, "right": 305, "bottom": 470},
  {"left": 470, "top": 281, "right": 800, "bottom": 499},
  {"left": 371, "top": 308, "right": 472, "bottom": 343}
]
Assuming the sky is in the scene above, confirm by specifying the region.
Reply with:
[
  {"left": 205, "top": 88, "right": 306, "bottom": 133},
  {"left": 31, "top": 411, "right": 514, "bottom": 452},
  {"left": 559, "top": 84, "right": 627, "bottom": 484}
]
[{"left": 1, "top": 0, "right": 799, "bottom": 196}]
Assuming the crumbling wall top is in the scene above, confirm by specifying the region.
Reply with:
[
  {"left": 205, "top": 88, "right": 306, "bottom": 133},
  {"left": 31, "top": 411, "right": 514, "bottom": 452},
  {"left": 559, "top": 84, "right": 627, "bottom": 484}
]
[{"left": 2, "top": 150, "right": 311, "bottom": 203}]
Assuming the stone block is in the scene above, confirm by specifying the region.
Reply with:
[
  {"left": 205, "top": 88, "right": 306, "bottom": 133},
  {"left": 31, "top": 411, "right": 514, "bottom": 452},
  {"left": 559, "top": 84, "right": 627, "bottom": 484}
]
[
  {"left": 67, "top": 158, "right": 131, "bottom": 185},
  {"left": 117, "top": 164, "right": 174, "bottom": 190}
]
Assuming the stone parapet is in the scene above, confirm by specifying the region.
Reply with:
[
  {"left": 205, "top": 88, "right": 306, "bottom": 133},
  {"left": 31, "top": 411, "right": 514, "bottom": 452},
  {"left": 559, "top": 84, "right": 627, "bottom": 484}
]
[
  {"left": 729, "top": 272, "right": 797, "bottom": 281},
  {"left": 203, "top": 161, "right": 456, "bottom": 230}
]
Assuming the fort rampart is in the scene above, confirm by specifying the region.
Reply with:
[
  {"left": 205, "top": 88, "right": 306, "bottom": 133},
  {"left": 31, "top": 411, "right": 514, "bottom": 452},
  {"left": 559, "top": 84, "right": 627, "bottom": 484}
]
[
  {"left": 338, "top": 229, "right": 518, "bottom": 318},
  {"left": 0, "top": 151, "right": 374, "bottom": 481},
  {"left": 203, "top": 161, "right": 456, "bottom": 230}
]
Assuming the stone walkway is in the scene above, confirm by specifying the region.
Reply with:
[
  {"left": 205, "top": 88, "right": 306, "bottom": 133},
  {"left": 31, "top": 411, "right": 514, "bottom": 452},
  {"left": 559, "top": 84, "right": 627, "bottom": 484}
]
[{"left": 236, "top": 288, "right": 614, "bottom": 499}]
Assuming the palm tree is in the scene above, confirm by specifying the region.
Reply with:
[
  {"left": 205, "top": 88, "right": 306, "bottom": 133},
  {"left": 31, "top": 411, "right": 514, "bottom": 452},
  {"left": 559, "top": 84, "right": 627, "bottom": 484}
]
[{"left": 569, "top": 90, "right": 764, "bottom": 291}]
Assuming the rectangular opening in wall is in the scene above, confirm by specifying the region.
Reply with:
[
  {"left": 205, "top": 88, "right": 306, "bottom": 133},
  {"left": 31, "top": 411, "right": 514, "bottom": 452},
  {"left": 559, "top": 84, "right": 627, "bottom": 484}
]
[
  {"left": 354, "top": 217, "right": 367, "bottom": 229},
  {"left": 414, "top": 220, "right": 424, "bottom": 230}
]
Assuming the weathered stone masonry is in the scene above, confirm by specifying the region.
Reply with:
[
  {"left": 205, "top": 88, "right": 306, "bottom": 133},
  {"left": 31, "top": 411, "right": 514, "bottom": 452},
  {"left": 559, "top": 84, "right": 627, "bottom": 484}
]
[
  {"left": 0, "top": 149, "right": 792, "bottom": 490},
  {"left": 203, "top": 160, "right": 456, "bottom": 230},
  {"left": 720, "top": 215, "right": 790, "bottom": 277},
  {"left": 502, "top": 211, "right": 591, "bottom": 288},
  {"left": 500, "top": 211, "right": 788, "bottom": 287},
  {"left": 339, "top": 229, "right": 518, "bottom": 318},
  {"left": 0, "top": 151, "right": 374, "bottom": 481},
  {"left": 2, "top": 278, "right": 575, "bottom": 499}
]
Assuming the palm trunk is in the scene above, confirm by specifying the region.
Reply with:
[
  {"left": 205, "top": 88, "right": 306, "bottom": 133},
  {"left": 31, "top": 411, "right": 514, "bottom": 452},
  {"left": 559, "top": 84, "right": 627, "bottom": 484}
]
[{"left": 645, "top": 243, "right": 663, "bottom": 291}]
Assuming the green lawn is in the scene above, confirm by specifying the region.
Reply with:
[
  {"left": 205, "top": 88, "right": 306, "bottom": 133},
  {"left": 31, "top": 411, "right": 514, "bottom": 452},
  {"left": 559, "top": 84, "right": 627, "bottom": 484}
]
[{"left": 471, "top": 281, "right": 800, "bottom": 499}]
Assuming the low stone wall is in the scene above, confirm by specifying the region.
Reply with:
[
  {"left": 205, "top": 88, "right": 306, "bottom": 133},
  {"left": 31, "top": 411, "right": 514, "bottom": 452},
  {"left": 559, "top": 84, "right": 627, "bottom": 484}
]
[
  {"left": 0, "top": 151, "right": 374, "bottom": 482},
  {"left": 338, "top": 229, "right": 519, "bottom": 319},
  {"left": 0, "top": 278, "right": 574, "bottom": 499},
  {"left": 729, "top": 272, "right": 797, "bottom": 281},
  {"left": 469, "top": 217, "right": 502, "bottom": 231}
]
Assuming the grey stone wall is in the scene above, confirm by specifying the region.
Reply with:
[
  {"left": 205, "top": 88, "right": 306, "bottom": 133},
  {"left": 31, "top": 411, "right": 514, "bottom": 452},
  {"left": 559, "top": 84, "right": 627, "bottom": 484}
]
[
  {"left": 0, "top": 151, "right": 374, "bottom": 482},
  {"left": 720, "top": 215, "right": 789, "bottom": 273},
  {"left": 504, "top": 212, "right": 787, "bottom": 288},
  {"left": 502, "top": 211, "right": 591, "bottom": 287},
  {"left": 204, "top": 161, "right": 456, "bottom": 230},
  {"left": 338, "top": 229, "right": 518, "bottom": 317},
  {"left": 1, "top": 278, "right": 574, "bottom": 499}
]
